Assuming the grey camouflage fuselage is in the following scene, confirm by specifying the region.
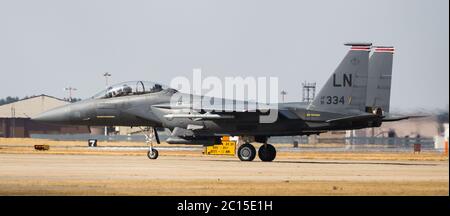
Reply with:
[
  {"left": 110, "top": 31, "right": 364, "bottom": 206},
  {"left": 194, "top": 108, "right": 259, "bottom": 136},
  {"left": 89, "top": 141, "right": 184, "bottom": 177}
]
[{"left": 33, "top": 43, "right": 408, "bottom": 145}]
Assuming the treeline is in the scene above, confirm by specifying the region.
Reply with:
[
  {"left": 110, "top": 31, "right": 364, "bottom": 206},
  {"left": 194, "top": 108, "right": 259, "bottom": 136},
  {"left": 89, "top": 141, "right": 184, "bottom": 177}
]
[
  {"left": 64, "top": 98, "right": 82, "bottom": 102},
  {"left": 0, "top": 96, "right": 19, "bottom": 106},
  {"left": 437, "top": 108, "right": 449, "bottom": 123},
  {"left": 0, "top": 96, "right": 82, "bottom": 106}
]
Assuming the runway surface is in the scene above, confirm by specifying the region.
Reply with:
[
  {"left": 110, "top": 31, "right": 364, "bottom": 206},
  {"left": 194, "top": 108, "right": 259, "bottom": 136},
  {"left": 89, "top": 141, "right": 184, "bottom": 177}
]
[{"left": 0, "top": 153, "right": 448, "bottom": 195}]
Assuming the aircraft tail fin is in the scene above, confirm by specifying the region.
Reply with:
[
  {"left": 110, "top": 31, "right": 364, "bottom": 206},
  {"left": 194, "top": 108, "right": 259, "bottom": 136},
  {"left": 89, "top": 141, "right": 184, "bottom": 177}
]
[
  {"left": 308, "top": 43, "right": 371, "bottom": 112},
  {"left": 366, "top": 46, "right": 394, "bottom": 114}
]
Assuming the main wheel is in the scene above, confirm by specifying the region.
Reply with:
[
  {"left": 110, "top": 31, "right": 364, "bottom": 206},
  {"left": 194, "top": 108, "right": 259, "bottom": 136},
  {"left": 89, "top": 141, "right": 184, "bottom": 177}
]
[
  {"left": 147, "top": 149, "right": 159, "bottom": 159},
  {"left": 237, "top": 143, "right": 256, "bottom": 161},
  {"left": 258, "top": 144, "right": 276, "bottom": 162}
]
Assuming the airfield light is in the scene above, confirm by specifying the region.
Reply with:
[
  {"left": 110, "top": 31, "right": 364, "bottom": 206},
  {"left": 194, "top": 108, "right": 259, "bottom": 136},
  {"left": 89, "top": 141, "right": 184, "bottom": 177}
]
[
  {"left": 103, "top": 72, "right": 111, "bottom": 137},
  {"left": 281, "top": 90, "right": 287, "bottom": 103},
  {"left": 103, "top": 72, "right": 112, "bottom": 87},
  {"left": 63, "top": 87, "right": 77, "bottom": 102}
]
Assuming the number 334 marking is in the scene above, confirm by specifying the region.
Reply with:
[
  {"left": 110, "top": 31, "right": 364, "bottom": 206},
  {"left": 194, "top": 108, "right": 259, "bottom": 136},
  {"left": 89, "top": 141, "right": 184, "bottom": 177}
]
[{"left": 322, "top": 96, "right": 345, "bottom": 104}]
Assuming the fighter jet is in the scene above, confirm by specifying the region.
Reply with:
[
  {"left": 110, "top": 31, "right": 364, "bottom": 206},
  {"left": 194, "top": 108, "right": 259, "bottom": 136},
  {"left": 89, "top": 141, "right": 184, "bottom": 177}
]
[{"left": 33, "top": 43, "right": 414, "bottom": 161}]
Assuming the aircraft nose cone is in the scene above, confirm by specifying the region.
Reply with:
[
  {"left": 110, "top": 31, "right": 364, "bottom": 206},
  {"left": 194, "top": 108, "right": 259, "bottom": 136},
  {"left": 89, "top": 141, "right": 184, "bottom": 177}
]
[{"left": 32, "top": 106, "right": 71, "bottom": 124}]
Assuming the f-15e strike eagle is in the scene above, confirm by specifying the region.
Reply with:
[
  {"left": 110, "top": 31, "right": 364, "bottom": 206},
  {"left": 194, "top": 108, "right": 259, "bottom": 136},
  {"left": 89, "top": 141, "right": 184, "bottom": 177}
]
[{"left": 33, "top": 43, "right": 415, "bottom": 162}]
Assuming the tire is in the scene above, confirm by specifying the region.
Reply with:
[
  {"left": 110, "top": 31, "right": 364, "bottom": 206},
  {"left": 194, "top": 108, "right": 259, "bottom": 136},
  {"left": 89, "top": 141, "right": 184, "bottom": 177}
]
[
  {"left": 237, "top": 143, "right": 256, "bottom": 161},
  {"left": 258, "top": 144, "right": 276, "bottom": 162},
  {"left": 147, "top": 149, "right": 159, "bottom": 159}
]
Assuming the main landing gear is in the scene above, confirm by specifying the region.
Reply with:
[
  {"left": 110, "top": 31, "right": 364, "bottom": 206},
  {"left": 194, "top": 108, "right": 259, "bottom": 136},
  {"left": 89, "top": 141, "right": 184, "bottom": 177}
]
[
  {"left": 237, "top": 140, "right": 277, "bottom": 162},
  {"left": 258, "top": 143, "right": 276, "bottom": 162},
  {"left": 237, "top": 143, "right": 256, "bottom": 161}
]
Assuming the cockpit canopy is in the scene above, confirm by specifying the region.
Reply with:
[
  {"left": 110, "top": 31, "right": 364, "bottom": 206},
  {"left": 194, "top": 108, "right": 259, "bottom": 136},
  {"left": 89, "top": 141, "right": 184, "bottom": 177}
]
[{"left": 92, "top": 81, "right": 175, "bottom": 99}]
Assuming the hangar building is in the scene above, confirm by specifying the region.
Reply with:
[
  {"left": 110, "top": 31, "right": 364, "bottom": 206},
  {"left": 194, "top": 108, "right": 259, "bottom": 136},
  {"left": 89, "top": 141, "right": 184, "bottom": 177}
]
[{"left": 0, "top": 95, "right": 89, "bottom": 138}]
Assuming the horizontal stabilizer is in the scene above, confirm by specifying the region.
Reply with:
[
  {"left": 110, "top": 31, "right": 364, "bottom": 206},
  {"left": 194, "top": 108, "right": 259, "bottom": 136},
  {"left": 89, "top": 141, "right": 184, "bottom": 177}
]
[{"left": 382, "top": 114, "right": 427, "bottom": 122}]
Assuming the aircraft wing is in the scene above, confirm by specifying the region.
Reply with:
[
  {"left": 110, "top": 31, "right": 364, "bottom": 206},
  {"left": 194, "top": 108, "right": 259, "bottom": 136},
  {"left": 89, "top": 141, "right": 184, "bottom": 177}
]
[
  {"left": 152, "top": 102, "right": 273, "bottom": 112},
  {"left": 152, "top": 103, "right": 303, "bottom": 121},
  {"left": 279, "top": 109, "right": 302, "bottom": 119},
  {"left": 163, "top": 113, "right": 234, "bottom": 121},
  {"left": 325, "top": 114, "right": 379, "bottom": 123}
]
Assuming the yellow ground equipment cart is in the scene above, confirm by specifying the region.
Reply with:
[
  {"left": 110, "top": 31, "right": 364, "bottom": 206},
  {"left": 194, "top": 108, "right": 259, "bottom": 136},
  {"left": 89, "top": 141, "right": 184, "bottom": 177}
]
[
  {"left": 34, "top": 145, "right": 50, "bottom": 151},
  {"left": 204, "top": 136, "right": 236, "bottom": 155}
]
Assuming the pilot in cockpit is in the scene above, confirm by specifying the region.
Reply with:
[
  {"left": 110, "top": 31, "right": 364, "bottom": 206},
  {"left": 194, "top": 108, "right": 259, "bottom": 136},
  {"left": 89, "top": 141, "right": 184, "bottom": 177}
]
[
  {"left": 149, "top": 84, "right": 163, "bottom": 93},
  {"left": 106, "top": 84, "right": 132, "bottom": 98}
]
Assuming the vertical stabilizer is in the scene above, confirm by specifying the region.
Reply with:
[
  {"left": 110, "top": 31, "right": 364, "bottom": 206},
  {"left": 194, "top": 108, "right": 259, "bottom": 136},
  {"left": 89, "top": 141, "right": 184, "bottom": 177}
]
[
  {"left": 308, "top": 43, "right": 371, "bottom": 112},
  {"left": 366, "top": 46, "right": 394, "bottom": 113}
]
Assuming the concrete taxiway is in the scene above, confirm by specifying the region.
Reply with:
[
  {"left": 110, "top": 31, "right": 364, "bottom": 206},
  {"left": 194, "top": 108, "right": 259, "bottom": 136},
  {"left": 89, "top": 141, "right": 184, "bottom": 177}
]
[{"left": 0, "top": 153, "right": 447, "bottom": 195}]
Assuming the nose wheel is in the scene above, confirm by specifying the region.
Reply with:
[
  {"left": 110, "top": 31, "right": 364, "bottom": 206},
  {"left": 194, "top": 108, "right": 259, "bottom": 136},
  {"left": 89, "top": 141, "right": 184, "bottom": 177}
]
[{"left": 147, "top": 148, "right": 159, "bottom": 159}]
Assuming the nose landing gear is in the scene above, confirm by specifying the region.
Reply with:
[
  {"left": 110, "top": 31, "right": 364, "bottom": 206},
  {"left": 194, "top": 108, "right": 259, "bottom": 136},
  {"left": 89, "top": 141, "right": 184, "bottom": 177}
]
[
  {"left": 147, "top": 148, "right": 159, "bottom": 159},
  {"left": 140, "top": 127, "right": 160, "bottom": 160}
]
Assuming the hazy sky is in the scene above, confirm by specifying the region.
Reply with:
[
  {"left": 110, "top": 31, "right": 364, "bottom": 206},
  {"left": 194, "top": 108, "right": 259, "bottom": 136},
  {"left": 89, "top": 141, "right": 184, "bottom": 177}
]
[{"left": 0, "top": 0, "right": 448, "bottom": 110}]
